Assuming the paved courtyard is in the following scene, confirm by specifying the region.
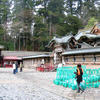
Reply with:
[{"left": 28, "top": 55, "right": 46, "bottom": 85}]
[
  {"left": 0, "top": 68, "right": 68, "bottom": 100},
  {"left": 0, "top": 68, "right": 100, "bottom": 100}
]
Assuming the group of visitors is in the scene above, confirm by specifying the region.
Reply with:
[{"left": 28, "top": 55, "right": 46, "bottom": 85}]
[{"left": 13, "top": 62, "right": 23, "bottom": 74}]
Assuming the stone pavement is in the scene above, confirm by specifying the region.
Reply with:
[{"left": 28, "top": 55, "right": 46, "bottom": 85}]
[
  {"left": 17, "top": 68, "right": 100, "bottom": 100},
  {"left": 0, "top": 68, "right": 68, "bottom": 100},
  {"left": 0, "top": 68, "right": 100, "bottom": 100}
]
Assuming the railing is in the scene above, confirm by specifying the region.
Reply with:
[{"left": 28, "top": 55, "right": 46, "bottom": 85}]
[{"left": 36, "top": 64, "right": 55, "bottom": 72}]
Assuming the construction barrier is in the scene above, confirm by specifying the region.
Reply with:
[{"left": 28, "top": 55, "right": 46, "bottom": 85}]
[{"left": 53, "top": 66, "right": 100, "bottom": 90}]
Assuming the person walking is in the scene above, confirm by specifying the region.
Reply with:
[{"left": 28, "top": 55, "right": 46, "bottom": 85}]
[
  {"left": 20, "top": 62, "right": 23, "bottom": 72},
  {"left": 13, "top": 62, "right": 16, "bottom": 74},
  {"left": 15, "top": 62, "right": 18, "bottom": 73},
  {"left": 74, "top": 64, "right": 84, "bottom": 93}
]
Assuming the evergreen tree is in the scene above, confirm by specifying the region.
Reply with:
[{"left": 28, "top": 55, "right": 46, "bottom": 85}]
[
  {"left": 65, "top": 0, "right": 77, "bottom": 15},
  {"left": 11, "top": 0, "right": 35, "bottom": 50},
  {"left": 0, "top": 0, "right": 100, "bottom": 51}
]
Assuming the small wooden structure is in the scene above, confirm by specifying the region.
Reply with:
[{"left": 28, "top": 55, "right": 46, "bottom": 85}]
[
  {"left": 22, "top": 54, "right": 54, "bottom": 71},
  {"left": 3, "top": 56, "right": 22, "bottom": 67},
  {"left": 47, "top": 36, "right": 77, "bottom": 65}
]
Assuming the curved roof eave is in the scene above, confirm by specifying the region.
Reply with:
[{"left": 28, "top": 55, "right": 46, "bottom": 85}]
[
  {"left": 23, "top": 54, "right": 50, "bottom": 59},
  {"left": 47, "top": 35, "right": 73, "bottom": 48},
  {"left": 62, "top": 47, "right": 100, "bottom": 56},
  {"left": 75, "top": 32, "right": 100, "bottom": 40}
]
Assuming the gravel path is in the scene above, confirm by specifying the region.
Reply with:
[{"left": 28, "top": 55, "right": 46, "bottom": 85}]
[
  {"left": 0, "top": 68, "right": 100, "bottom": 100},
  {"left": 0, "top": 68, "right": 68, "bottom": 100}
]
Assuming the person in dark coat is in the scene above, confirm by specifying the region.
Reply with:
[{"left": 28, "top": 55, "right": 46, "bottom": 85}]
[
  {"left": 15, "top": 62, "right": 18, "bottom": 73},
  {"left": 20, "top": 62, "right": 23, "bottom": 72},
  {"left": 74, "top": 64, "right": 83, "bottom": 93}
]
